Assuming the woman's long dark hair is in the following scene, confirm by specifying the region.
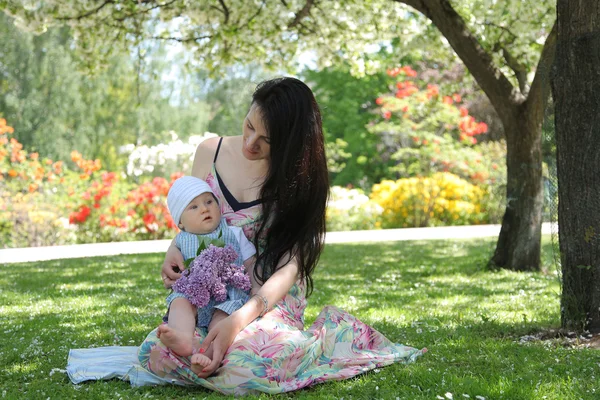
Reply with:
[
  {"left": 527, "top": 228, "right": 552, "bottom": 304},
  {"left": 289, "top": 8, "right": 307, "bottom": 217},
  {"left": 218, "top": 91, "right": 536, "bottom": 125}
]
[{"left": 252, "top": 77, "right": 329, "bottom": 296}]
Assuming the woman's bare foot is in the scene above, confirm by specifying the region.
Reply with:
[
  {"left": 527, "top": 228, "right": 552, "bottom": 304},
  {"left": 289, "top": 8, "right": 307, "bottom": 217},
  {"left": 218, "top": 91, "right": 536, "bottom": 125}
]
[{"left": 157, "top": 324, "right": 194, "bottom": 356}]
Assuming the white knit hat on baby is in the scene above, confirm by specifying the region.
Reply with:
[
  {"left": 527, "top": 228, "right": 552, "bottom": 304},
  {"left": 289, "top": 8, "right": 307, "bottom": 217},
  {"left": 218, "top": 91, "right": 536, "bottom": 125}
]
[{"left": 167, "top": 176, "right": 215, "bottom": 225}]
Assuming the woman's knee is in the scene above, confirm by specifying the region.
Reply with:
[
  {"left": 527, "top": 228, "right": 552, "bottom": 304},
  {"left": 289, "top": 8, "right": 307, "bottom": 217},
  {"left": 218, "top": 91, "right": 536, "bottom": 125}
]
[{"left": 138, "top": 328, "right": 160, "bottom": 369}]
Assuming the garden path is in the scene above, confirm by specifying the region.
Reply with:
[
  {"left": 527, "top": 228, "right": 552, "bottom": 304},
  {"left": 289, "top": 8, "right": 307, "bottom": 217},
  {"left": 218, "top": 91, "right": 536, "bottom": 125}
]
[{"left": 0, "top": 223, "right": 553, "bottom": 264}]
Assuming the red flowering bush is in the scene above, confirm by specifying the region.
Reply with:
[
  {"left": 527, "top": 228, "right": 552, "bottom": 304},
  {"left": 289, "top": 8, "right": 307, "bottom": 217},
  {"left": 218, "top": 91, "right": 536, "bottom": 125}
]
[
  {"left": 369, "top": 66, "right": 506, "bottom": 224},
  {"left": 1, "top": 118, "right": 184, "bottom": 247},
  {"left": 62, "top": 152, "right": 129, "bottom": 243},
  {"left": 0, "top": 118, "right": 67, "bottom": 192},
  {"left": 0, "top": 119, "right": 75, "bottom": 247},
  {"left": 121, "top": 173, "right": 181, "bottom": 239},
  {"left": 370, "top": 66, "right": 493, "bottom": 181},
  {"left": 66, "top": 156, "right": 181, "bottom": 243}
]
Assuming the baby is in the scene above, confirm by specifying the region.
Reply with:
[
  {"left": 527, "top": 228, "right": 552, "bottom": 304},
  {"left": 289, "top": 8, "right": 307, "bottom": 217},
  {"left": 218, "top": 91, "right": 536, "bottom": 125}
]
[{"left": 158, "top": 176, "right": 256, "bottom": 370}]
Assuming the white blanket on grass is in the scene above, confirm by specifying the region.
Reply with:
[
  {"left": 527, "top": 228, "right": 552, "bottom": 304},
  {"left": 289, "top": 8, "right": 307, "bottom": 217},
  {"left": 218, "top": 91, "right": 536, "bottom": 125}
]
[{"left": 66, "top": 346, "right": 179, "bottom": 387}]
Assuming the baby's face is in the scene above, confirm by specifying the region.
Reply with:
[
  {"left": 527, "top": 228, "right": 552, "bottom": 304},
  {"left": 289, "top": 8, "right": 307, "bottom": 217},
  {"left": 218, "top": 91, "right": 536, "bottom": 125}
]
[{"left": 179, "top": 192, "right": 221, "bottom": 234}]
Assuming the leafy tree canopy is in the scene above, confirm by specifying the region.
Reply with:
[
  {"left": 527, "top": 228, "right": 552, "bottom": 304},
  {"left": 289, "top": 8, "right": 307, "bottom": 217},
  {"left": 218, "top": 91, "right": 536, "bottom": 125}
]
[{"left": 2, "top": 0, "right": 554, "bottom": 88}]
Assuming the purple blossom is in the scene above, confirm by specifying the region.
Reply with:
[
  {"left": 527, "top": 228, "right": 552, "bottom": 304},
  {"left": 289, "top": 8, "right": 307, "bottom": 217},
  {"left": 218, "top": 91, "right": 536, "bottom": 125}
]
[
  {"left": 230, "top": 270, "right": 252, "bottom": 291},
  {"left": 213, "top": 282, "right": 228, "bottom": 302},
  {"left": 172, "top": 244, "right": 251, "bottom": 308}
]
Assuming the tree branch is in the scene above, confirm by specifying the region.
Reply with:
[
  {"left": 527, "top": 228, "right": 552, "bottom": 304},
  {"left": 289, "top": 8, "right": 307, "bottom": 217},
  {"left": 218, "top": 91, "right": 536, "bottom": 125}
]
[
  {"left": 150, "top": 34, "right": 212, "bottom": 43},
  {"left": 396, "top": 0, "right": 522, "bottom": 120},
  {"left": 55, "top": 0, "right": 180, "bottom": 24},
  {"left": 217, "top": 0, "right": 230, "bottom": 24},
  {"left": 111, "top": 0, "right": 180, "bottom": 23},
  {"left": 288, "top": 0, "right": 314, "bottom": 28},
  {"left": 56, "top": 0, "right": 114, "bottom": 21},
  {"left": 499, "top": 45, "right": 529, "bottom": 94},
  {"left": 486, "top": 19, "right": 532, "bottom": 93},
  {"left": 484, "top": 21, "right": 518, "bottom": 44},
  {"left": 238, "top": 1, "right": 266, "bottom": 32},
  {"left": 525, "top": 21, "right": 557, "bottom": 121},
  {"left": 297, "top": 21, "right": 318, "bottom": 35}
]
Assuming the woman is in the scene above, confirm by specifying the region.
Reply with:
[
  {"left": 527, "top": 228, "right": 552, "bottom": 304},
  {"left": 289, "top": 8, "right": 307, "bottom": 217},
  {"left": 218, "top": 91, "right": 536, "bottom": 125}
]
[{"left": 138, "top": 77, "right": 425, "bottom": 395}]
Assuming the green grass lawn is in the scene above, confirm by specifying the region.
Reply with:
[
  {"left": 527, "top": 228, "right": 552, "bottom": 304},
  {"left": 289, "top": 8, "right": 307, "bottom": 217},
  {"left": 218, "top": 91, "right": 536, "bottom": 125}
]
[{"left": 2, "top": 237, "right": 599, "bottom": 399}]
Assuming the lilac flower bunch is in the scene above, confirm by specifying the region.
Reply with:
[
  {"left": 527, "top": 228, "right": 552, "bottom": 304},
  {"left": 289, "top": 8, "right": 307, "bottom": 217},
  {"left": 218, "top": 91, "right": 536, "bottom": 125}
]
[{"left": 172, "top": 244, "right": 251, "bottom": 308}]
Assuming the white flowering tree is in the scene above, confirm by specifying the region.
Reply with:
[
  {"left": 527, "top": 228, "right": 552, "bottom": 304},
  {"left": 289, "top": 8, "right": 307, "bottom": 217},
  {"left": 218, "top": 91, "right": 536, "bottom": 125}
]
[
  {"left": 121, "top": 131, "right": 217, "bottom": 179},
  {"left": 327, "top": 186, "right": 383, "bottom": 231},
  {"left": 1, "top": 0, "right": 557, "bottom": 271}
]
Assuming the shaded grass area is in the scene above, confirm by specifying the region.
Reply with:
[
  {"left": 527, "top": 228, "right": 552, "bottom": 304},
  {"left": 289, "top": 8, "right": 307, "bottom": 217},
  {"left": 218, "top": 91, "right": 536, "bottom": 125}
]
[{"left": 1, "top": 237, "right": 599, "bottom": 399}]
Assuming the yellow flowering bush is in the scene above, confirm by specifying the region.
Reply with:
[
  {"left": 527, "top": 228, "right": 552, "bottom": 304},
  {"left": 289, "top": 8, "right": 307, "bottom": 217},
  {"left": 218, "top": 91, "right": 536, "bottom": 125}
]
[
  {"left": 0, "top": 191, "right": 75, "bottom": 247},
  {"left": 371, "top": 172, "right": 489, "bottom": 228}
]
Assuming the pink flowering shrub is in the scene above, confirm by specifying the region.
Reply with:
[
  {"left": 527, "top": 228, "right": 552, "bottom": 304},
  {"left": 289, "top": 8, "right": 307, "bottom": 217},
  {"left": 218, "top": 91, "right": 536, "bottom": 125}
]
[
  {"left": 370, "top": 65, "right": 492, "bottom": 183},
  {"left": 172, "top": 245, "right": 251, "bottom": 308}
]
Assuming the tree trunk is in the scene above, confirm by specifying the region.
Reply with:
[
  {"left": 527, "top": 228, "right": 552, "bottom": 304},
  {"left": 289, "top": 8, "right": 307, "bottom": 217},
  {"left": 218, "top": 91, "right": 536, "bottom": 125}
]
[
  {"left": 398, "top": 0, "right": 556, "bottom": 271},
  {"left": 553, "top": 1, "right": 600, "bottom": 333},
  {"left": 489, "top": 110, "right": 544, "bottom": 271}
]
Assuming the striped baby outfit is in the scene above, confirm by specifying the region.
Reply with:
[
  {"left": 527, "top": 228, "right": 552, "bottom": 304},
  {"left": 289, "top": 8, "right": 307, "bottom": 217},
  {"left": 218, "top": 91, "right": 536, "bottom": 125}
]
[{"left": 165, "top": 218, "right": 255, "bottom": 328}]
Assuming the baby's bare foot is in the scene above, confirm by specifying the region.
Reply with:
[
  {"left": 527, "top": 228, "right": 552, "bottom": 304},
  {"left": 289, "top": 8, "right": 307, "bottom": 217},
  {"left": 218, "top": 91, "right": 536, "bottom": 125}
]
[
  {"left": 157, "top": 325, "right": 193, "bottom": 356},
  {"left": 190, "top": 353, "right": 211, "bottom": 375}
]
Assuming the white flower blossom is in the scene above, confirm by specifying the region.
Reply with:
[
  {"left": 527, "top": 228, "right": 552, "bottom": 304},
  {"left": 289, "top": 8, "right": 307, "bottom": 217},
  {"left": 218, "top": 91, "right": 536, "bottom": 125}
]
[
  {"left": 326, "top": 186, "right": 383, "bottom": 231},
  {"left": 122, "top": 132, "right": 217, "bottom": 178}
]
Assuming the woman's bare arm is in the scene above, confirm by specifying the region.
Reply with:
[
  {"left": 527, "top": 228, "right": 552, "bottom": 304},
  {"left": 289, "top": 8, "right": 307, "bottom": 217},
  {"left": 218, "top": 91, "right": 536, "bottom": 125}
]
[
  {"left": 161, "top": 237, "right": 184, "bottom": 288},
  {"left": 229, "top": 255, "right": 299, "bottom": 335},
  {"left": 197, "top": 255, "right": 299, "bottom": 375},
  {"left": 247, "top": 257, "right": 299, "bottom": 318},
  {"left": 242, "top": 256, "right": 261, "bottom": 295},
  {"left": 191, "top": 136, "right": 221, "bottom": 180}
]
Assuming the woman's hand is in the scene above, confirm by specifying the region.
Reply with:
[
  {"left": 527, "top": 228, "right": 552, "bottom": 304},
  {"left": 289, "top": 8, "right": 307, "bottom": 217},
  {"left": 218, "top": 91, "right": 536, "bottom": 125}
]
[
  {"left": 161, "top": 244, "right": 185, "bottom": 289},
  {"left": 195, "top": 315, "right": 243, "bottom": 377},
  {"left": 195, "top": 255, "right": 299, "bottom": 377}
]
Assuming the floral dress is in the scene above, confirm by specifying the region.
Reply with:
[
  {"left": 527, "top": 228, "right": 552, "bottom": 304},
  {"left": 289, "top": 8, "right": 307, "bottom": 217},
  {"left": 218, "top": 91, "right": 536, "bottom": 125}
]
[{"left": 137, "top": 156, "right": 426, "bottom": 395}]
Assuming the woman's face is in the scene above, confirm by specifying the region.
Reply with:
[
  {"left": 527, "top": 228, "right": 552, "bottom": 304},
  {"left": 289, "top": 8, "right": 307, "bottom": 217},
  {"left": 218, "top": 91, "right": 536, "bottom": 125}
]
[{"left": 242, "top": 103, "right": 270, "bottom": 161}]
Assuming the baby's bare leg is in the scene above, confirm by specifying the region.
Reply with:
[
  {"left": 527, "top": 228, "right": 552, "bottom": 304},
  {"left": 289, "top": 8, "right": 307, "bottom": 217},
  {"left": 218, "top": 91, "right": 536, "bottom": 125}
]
[
  {"left": 208, "top": 309, "right": 229, "bottom": 331},
  {"left": 157, "top": 298, "right": 197, "bottom": 357},
  {"left": 191, "top": 310, "right": 229, "bottom": 375}
]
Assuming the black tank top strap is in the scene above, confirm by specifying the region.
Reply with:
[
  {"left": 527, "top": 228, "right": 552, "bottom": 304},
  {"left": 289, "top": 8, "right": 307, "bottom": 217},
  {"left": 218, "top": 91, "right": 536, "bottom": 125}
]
[{"left": 213, "top": 137, "right": 224, "bottom": 163}]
